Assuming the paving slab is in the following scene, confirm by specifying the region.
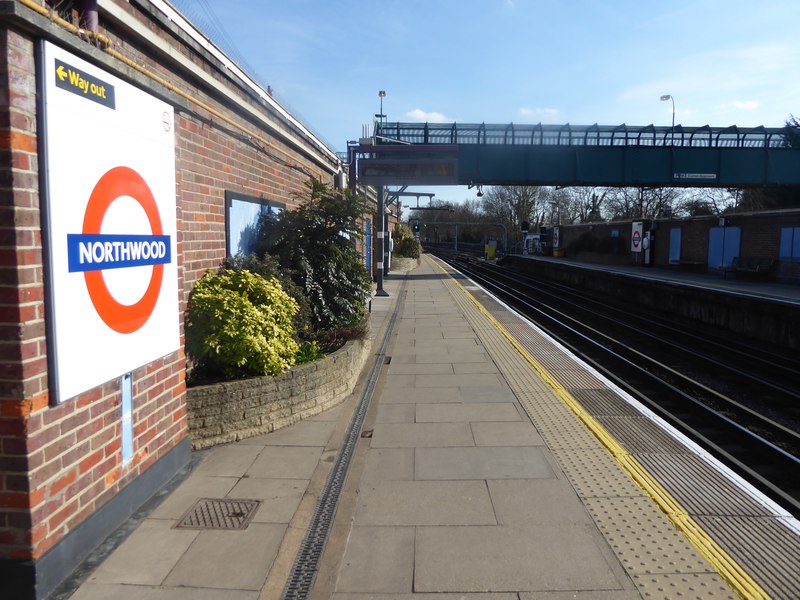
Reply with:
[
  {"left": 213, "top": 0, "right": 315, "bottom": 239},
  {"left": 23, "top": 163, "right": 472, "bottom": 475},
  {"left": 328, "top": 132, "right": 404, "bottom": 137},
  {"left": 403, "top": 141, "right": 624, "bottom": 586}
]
[
  {"left": 355, "top": 480, "right": 497, "bottom": 526},
  {"left": 191, "top": 444, "right": 262, "bottom": 478},
  {"left": 519, "top": 593, "right": 643, "bottom": 600},
  {"left": 245, "top": 445, "right": 323, "bottom": 479},
  {"left": 361, "top": 448, "right": 415, "bottom": 482},
  {"left": 380, "top": 386, "right": 513, "bottom": 404},
  {"left": 374, "top": 403, "right": 416, "bottom": 423},
  {"left": 414, "top": 525, "right": 627, "bottom": 593},
  {"left": 386, "top": 362, "right": 454, "bottom": 375},
  {"left": 487, "top": 479, "right": 594, "bottom": 526},
  {"left": 335, "top": 526, "right": 415, "bottom": 594},
  {"left": 238, "top": 420, "right": 336, "bottom": 446},
  {"left": 453, "top": 362, "right": 501, "bottom": 374},
  {"left": 415, "top": 373, "right": 506, "bottom": 388},
  {"left": 415, "top": 402, "right": 521, "bottom": 423},
  {"left": 69, "top": 583, "right": 260, "bottom": 600},
  {"left": 228, "top": 477, "right": 306, "bottom": 523},
  {"left": 394, "top": 349, "right": 492, "bottom": 363},
  {"left": 370, "top": 422, "right": 474, "bottom": 448},
  {"left": 415, "top": 446, "right": 555, "bottom": 480},
  {"left": 459, "top": 386, "right": 519, "bottom": 402},
  {"left": 471, "top": 422, "right": 545, "bottom": 446},
  {"left": 148, "top": 474, "right": 238, "bottom": 519},
  {"left": 334, "top": 595, "right": 518, "bottom": 600},
  {"left": 163, "top": 523, "right": 286, "bottom": 590},
  {"left": 87, "top": 519, "right": 198, "bottom": 585}
]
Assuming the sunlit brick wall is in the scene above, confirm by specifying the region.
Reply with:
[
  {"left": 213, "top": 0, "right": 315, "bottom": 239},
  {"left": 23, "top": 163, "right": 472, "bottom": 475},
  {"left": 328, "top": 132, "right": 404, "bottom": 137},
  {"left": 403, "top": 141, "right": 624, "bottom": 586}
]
[{"left": 1, "top": 0, "right": 340, "bottom": 572}]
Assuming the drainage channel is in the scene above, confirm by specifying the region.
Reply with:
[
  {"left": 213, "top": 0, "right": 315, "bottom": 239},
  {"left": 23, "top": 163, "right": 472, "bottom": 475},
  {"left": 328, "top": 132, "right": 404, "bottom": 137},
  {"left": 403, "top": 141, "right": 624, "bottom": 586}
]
[{"left": 281, "top": 280, "right": 407, "bottom": 600}]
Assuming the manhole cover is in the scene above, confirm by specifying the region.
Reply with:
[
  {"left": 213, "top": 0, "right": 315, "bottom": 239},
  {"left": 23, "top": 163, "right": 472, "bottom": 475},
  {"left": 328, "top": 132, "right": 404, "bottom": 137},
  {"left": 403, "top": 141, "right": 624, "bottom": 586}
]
[{"left": 174, "top": 498, "right": 261, "bottom": 530}]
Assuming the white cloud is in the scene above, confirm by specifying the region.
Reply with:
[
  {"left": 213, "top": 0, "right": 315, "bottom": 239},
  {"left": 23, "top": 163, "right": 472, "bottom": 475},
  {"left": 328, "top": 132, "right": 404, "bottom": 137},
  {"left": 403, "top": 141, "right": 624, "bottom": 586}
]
[
  {"left": 716, "top": 100, "right": 760, "bottom": 111},
  {"left": 519, "top": 107, "right": 561, "bottom": 122},
  {"left": 406, "top": 109, "right": 454, "bottom": 123}
]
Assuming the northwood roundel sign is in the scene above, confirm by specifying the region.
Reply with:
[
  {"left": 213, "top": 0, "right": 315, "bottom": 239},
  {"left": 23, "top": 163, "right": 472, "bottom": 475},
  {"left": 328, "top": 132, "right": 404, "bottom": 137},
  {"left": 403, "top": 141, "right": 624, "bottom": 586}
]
[
  {"left": 42, "top": 41, "right": 179, "bottom": 404},
  {"left": 66, "top": 166, "right": 171, "bottom": 334}
]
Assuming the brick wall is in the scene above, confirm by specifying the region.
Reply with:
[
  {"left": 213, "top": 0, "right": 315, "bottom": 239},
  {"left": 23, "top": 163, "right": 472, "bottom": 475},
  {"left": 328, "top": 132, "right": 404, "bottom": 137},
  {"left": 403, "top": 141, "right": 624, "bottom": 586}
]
[
  {"left": 560, "top": 212, "right": 800, "bottom": 281},
  {"left": 0, "top": 21, "right": 189, "bottom": 567},
  {"left": 1, "top": 0, "right": 342, "bottom": 585}
]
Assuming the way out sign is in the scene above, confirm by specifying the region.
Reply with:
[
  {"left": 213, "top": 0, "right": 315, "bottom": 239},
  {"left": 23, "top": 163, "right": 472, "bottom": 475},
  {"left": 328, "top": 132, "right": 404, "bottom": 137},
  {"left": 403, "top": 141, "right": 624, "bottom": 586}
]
[{"left": 40, "top": 42, "right": 179, "bottom": 404}]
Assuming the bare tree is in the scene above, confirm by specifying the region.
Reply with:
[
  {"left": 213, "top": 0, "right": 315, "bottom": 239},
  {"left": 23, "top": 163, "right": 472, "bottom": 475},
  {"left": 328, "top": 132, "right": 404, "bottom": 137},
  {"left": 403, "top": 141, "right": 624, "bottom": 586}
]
[
  {"left": 560, "top": 187, "right": 610, "bottom": 223},
  {"left": 678, "top": 188, "right": 740, "bottom": 216},
  {"left": 481, "top": 186, "right": 550, "bottom": 241},
  {"left": 604, "top": 187, "right": 681, "bottom": 220}
]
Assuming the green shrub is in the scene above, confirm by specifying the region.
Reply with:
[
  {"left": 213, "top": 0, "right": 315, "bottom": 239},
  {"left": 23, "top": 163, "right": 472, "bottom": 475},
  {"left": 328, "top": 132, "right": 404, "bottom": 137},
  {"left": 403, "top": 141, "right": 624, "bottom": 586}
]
[
  {"left": 185, "top": 270, "right": 299, "bottom": 381},
  {"left": 253, "top": 179, "right": 372, "bottom": 334},
  {"left": 295, "top": 340, "right": 324, "bottom": 365},
  {"left": 394, "top": 236, "right": 420, "bottom": 259},
  {"left": 223, "top": 253, "right": 313, "bottom": 340}
]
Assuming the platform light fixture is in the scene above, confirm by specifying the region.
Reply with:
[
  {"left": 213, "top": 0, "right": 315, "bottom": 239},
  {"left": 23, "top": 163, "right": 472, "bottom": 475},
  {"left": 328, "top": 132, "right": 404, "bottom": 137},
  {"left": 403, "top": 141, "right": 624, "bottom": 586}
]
[
  {"left": 660, "top": 94, "right": 675, "bottom": 145},
  {"left": 376, "top": 90, "right": 386, "bottom": 123}
]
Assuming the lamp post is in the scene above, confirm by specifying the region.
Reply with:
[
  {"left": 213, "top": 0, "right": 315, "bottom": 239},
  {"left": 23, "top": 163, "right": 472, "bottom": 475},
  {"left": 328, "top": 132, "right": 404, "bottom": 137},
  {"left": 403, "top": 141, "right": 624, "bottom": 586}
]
[
  {"left": 376, "top": 90, "right": 386, "bottom": 123},
  {"left": 660, "top": 94, "right": 675, "bottom": 145}
]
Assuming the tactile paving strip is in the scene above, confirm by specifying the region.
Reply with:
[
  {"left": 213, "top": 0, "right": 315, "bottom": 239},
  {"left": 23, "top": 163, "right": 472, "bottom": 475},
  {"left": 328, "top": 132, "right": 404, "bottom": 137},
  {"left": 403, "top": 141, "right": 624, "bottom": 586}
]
[
  {"left": 583, "top": 496, "right": 716, "bottom": 574},
  {"left": 549, "top": 445, "right": 646, "bottom": 498},
  {"left": 630, "top": 573, "right": 738, "bottom": 599},
  {"left": 174, "top": 498, "right": 261, "bottom": 530}
]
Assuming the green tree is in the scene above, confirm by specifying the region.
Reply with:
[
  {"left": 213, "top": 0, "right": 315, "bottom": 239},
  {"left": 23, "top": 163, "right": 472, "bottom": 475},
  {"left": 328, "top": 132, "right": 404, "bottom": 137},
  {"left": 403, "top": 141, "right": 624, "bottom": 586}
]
[{"left": 255, "top": 179, "right": 372, "bottom": 334}]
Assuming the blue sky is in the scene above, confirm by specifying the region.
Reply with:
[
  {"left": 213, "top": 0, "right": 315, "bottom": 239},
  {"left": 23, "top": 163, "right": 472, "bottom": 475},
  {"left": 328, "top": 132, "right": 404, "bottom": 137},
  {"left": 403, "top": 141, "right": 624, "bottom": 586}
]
[{"left": 172, "top": 0, "right": 799, "bottom": 203}]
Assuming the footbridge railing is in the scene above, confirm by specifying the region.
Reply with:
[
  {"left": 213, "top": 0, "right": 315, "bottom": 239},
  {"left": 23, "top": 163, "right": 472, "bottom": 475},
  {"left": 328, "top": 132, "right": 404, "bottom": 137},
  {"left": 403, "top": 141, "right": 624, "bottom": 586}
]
[{"left": 374, "top": 122, "right": 797, "bottom": 149}]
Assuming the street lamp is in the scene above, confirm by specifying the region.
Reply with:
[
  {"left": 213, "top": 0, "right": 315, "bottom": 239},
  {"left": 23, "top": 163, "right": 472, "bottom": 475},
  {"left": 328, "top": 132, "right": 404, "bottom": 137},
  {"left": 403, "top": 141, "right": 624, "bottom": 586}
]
[
  {"left": 660, "top": 94, "right": 675, "bottom": 145},
  {"left": 376, "top": 90, "right": 386, "bottom": 123}
]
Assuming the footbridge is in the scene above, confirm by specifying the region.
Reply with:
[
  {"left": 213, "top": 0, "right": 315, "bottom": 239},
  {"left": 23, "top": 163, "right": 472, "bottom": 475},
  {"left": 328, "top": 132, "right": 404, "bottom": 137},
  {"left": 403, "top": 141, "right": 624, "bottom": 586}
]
[{"left": 351, "top": 121, "right": 800, "bottom": 188}]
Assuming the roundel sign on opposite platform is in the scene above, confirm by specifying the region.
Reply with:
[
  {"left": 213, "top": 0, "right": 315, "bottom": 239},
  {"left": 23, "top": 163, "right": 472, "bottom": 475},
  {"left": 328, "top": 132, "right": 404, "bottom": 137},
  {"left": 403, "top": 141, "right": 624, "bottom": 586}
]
[
  {"left": 42, "top": 41, "right": 179, "bottom": 404},
  {"left": 631, "top": 221, "right": 644, "bottom": 253}
]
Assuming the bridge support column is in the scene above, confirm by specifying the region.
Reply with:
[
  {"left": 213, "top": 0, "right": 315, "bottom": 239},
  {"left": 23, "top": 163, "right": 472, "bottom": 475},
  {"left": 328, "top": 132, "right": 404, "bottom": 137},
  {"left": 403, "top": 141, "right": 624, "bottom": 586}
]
[{"left": 375, "top": 185, "right": 388, "bottom": 296}]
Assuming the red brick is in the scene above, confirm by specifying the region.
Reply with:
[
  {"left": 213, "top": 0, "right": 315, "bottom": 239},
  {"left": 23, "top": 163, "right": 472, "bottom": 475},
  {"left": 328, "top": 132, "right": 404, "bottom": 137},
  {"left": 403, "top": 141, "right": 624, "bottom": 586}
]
[
  {"left": 48, "top": 469, "right": 77, "bottom": 497},
  {"left": 78, "top": 449, "right": 104, "bottom": 475}
]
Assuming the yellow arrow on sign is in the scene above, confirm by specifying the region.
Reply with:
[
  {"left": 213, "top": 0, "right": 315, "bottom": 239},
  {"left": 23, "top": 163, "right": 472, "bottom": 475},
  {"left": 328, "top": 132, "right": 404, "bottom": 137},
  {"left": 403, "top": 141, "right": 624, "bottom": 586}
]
[{"left": 56, "top": 65, "right": 67, "bottom": 81}]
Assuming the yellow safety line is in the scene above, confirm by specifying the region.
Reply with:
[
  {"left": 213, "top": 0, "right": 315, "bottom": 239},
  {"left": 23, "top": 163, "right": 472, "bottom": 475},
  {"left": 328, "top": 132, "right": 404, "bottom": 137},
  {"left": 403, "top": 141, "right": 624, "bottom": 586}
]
[{"left": 433, "top": 258, "right": 770, "bottom": 600}]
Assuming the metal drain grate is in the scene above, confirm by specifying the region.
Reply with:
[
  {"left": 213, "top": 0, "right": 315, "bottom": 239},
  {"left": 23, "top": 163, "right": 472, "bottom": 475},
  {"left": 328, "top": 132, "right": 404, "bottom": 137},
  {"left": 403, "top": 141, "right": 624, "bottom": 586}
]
[{"left": 174, "top": 498, "right": 261, "bottom": 530}]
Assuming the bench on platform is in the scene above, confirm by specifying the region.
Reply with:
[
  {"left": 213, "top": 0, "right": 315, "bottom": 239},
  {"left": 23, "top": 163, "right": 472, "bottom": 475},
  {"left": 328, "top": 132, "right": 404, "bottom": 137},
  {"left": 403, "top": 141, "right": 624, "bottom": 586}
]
[{"left": 722, "top": 256, "right": 775, "bottom": 279}]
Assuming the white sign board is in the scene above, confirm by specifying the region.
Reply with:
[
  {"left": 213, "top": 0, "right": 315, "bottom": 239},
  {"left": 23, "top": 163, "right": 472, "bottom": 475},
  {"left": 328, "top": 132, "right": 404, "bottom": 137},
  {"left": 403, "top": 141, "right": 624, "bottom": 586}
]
[
  {"left": 631, "top": 221, "right": 643, "bottom": 253},
  {"left": 41, "top": 41, "right": 179, "bottom": 404}
]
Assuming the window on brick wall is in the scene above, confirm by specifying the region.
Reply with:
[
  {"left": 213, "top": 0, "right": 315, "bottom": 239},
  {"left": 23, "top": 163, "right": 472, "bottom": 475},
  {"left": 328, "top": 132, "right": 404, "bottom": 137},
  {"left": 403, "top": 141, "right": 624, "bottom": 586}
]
[
  {"left": 779, "top": 226, "right": 800, "bottom": 262},
  {"left": 225, "top": 191, "right": 285, "bottom": 257}
]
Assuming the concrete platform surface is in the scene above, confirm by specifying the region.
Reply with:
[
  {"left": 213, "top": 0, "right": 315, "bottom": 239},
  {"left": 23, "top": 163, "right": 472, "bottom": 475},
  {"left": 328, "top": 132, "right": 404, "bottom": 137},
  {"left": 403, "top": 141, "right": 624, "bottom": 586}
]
[{"left": 63, "top": 256, "right": 738, "bottom": 600}]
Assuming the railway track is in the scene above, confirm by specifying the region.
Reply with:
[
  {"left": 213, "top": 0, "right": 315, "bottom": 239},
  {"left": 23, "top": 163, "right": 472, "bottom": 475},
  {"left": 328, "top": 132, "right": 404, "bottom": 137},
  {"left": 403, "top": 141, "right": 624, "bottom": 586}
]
[{"left": 433, "top": 250, "right": 800, "bottom": 516}]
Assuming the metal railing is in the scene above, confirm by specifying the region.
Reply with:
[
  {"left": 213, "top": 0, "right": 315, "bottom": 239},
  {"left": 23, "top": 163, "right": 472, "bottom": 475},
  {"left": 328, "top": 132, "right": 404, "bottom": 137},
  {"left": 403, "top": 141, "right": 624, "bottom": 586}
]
[{"left": 375, "top": 122, "right": 797, "bottom": 149}]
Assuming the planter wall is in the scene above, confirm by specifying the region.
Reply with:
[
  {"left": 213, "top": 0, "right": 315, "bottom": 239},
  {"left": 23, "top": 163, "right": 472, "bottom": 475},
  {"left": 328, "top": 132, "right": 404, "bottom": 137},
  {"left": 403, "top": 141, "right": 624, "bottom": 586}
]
[{"left": 186, "top": 338, "right": 370, "bottom": 449}]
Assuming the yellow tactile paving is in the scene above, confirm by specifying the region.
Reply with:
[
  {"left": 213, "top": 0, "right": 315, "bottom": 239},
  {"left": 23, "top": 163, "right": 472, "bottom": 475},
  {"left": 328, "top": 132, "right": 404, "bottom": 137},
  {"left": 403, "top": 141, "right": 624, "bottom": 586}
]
[{"left": 428, "top": 255, "right": 767, "bottom": 600}]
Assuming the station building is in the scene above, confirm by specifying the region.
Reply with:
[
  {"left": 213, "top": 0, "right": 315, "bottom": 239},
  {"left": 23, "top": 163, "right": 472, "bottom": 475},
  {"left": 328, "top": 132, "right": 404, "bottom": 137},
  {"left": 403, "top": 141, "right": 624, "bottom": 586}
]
[{"left": 0, "top": 1, "right": 370, "bottom": 597}]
